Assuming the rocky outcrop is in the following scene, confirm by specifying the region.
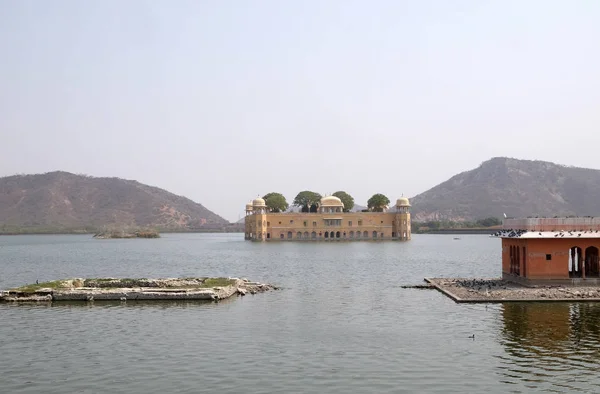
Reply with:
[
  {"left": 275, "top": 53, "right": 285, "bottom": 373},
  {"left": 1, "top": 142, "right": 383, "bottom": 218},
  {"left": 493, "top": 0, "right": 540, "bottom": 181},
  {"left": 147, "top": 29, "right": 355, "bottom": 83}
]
[{"left": 0, "top": 277, "right": 278, "bottom": 302}]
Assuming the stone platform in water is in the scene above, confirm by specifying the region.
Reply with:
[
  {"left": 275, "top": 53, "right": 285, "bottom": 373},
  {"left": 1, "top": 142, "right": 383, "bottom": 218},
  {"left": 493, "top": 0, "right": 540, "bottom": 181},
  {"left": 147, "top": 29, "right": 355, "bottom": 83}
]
[
  {"left": 0, "top": 277, "right": 277, "bottom": 302},
  {"left": 425, "top": 277, "right": 600, "bottom": 303}
]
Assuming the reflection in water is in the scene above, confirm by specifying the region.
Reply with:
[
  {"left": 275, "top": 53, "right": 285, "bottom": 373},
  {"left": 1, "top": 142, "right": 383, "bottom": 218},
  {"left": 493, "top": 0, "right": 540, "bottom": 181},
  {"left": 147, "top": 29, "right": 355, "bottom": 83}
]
[{"left": 499, "top": 303, "right": 600, "bottom": 392}]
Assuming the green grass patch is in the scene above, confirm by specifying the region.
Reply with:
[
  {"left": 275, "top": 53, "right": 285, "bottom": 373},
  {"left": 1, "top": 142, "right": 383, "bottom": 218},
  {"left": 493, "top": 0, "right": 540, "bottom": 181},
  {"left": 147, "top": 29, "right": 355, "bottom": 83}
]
[
  {"left": 11, "top": 280, "right": 72, "bottom": 293},
  {"left": 201, "top": 278, "right": 236, "bottom": 287}
]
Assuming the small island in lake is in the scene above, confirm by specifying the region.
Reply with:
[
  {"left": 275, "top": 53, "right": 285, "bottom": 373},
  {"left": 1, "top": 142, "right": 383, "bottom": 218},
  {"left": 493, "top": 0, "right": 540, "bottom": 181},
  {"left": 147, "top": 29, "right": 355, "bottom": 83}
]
[
  {"left": 0, "top": 277, "right": 278, "bottom": 302},
  {"left": 93, "top": 228, "right": 160, "bottom": 239}
]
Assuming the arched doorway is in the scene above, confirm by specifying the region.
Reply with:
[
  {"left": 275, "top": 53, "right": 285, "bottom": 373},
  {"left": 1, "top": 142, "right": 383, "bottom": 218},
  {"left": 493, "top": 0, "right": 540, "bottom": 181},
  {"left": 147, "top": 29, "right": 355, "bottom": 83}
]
[
  {"left": 287, "top": 231, "right": 292, "bottom": 239},
  {"left": 324, "top": 232, "right": 329, "bottom": 239},
  {"left": 569, "top": 246, "right": 583, "bottom": 278},
  {"left": 304, "top": 231, "right": 309, "bottom": 239},
  {"left": 336, "top": 231, "right": 341, "bottom": 238},
  {"left": 279, "top": 233, "right": 284, "bottom": 239},
  {"left": 585, "top": 247, "right": 600, "bottom": 278},
  {"left": 311, "top": 231, "right": 317, "bottom": 239},
  {"left": 349, "top": 231, "right": 354, "bottom": 238},
  {"left": 372, "top": 231, "right": 377, "bottom": 239},
  {"left": 330, "top": 231, "right": 334, "bottom": 239},
  {"left": 297, "top": 232, "right": 302, "bottom": 239},
  {"left": 363, "top": 231, "right": 368, "bottom": 238}
]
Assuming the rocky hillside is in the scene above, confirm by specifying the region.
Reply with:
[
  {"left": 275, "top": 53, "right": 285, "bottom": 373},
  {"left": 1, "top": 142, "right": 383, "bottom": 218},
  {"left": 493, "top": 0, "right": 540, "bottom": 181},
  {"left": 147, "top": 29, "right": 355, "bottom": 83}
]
[
  {"left": 410, "top": 157, "right": 600, "bottom": 222},
  {"left": 0, "top": 171, "right": 228, "bottom": 232}
]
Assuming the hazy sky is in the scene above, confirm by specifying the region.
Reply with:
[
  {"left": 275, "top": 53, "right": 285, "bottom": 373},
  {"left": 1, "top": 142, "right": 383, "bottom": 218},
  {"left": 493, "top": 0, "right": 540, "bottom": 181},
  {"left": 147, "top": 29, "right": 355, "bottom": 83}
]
[{"left": 1, "top": 1, "right": 600, "bottom": 221}]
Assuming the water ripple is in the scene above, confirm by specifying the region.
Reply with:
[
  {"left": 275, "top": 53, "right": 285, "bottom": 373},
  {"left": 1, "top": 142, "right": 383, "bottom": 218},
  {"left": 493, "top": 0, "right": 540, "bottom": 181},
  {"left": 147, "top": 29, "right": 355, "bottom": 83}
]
[{"left": 1, "top": 234, "right": 600, "bottom": 393}]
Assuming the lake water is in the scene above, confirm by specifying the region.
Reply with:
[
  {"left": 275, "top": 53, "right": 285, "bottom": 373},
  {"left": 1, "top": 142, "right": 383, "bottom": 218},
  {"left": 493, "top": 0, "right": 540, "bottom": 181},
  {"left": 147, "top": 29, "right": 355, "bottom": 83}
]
[{"left": 1, "top": 234, "right": 599, "bottom": 393}]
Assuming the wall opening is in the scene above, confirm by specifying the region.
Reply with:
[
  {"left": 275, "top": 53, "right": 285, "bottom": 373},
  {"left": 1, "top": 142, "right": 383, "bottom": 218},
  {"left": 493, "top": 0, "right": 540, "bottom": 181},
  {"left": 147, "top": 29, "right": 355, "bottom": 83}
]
[
  {"left": 287, "top": 231, "right": 292, "bottom": 239},
  {"left": 522, "top": 246, "right": 527, "bottom": 277},
  {"left": 515, "top": 246, "right": 520, "bottom": 276},
  {"left": 569, "top": 246, "right": 583, "bottom": 278},
  {"left": 336, "top": 231, "right": 341, "bottom": 238},
  {"left": 585, "top": 246, "right": 600, "bottom": 278}
]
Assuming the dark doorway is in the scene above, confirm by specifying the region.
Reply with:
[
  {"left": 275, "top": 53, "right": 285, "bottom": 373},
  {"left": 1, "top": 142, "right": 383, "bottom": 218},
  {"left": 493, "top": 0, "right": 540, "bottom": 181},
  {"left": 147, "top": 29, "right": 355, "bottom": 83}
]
[{"left": 585, "top": 247, "right": 600, "bottom": 278}]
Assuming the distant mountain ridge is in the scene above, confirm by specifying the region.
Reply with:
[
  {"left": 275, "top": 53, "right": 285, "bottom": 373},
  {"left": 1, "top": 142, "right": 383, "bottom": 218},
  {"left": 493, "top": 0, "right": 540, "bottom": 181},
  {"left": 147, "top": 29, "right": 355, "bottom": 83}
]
[
  {"left": 0, "top": 171, "right": 228, "bottom": 232},
  {"left": 410, "top": 157, "right": 600, "bottom": 222}
]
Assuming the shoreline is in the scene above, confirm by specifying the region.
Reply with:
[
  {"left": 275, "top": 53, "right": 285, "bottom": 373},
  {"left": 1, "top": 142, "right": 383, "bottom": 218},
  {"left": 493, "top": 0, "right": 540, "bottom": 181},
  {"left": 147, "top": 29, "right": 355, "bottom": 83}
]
[
  {"left": 0, "top": 277, "right": 278, "bottom": 303},
  {"left": 425, "top": 277, "right": 600, "bottom": 303}
]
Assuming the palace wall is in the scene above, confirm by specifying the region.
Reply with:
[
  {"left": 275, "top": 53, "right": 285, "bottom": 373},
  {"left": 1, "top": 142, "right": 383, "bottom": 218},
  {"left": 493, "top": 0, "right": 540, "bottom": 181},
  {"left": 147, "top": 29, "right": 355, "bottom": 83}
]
[
  {"left": 245, "top": 211, "right": 410, "bottom": 241},
  {"left": 502, "top": 238, "right": 600, "bottom": 281}
]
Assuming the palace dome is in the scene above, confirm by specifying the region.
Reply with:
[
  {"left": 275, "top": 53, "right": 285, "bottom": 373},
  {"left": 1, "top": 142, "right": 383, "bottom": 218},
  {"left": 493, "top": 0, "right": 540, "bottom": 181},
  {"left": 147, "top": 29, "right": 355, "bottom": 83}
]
[
  {"left": 252, "top": 197, "right": 266, "bottom": 207},
  {"left": 245, "top": 202, "right": 253, "bottom": 210},
  {"left": 396, "top": 197, "right": 411, "bottom": 207},
  {"left": 320, "top": 195, "right": 344, "bottom": 207}
]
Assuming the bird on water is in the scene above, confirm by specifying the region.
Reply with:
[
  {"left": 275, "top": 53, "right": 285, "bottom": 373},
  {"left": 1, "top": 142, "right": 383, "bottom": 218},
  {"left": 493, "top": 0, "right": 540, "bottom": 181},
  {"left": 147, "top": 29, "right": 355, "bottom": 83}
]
[{"left": 468, "top": 334, "right": 475, "bottom": 340}]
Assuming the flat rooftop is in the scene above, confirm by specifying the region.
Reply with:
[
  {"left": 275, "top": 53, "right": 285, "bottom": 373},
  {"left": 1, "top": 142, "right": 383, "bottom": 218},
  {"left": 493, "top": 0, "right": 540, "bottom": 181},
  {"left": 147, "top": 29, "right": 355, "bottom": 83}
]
[{"left": 492, "top": 229, "right": 600, "bottom": 239}]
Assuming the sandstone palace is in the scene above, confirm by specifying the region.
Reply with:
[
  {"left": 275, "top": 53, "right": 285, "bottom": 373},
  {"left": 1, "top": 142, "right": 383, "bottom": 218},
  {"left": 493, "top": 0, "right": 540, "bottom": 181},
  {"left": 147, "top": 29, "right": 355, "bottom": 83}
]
[{"left": 244, "top": 195, "right": 411, "bottom": 242}]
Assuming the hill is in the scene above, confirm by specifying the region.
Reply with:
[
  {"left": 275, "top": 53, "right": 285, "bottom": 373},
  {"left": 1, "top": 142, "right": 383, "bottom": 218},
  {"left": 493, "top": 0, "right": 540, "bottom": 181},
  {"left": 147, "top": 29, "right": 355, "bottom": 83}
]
[
  {"left": 410, "top": 157, "right": 600, "bottom": 222},
  {"left": 0, "top": 171, "right": 228, "bottom": 233}
]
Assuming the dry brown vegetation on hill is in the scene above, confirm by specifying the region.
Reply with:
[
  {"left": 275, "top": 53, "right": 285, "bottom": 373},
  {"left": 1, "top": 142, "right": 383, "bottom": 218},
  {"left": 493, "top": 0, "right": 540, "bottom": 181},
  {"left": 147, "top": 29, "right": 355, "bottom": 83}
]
[
  {"left": 410, "top": 157, "right": 600, "bottom": 222},
  {"left": 0, "top": 171, "right": 228, "bottom": 233}
]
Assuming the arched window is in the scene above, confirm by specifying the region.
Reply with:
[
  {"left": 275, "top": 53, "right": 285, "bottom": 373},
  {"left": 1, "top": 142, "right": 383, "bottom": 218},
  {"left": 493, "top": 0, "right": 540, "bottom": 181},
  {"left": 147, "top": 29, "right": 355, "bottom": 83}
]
[
  {"left": 356, "top": 231, "right": 360, "bottom": 238},
  {"left": 349, "top": 231, "right": 354, "bottom": 238},
  {"left": 372, "top": 231, "right": 377, "bottom": 238},
  {"left": 363, "top": 231, "right": 368, "bottom": 238},
  {"left": 311, "top": 231, "right": 317, "bottom": 239},
  {"left": 324, "top": 232, "right": 329, "bottom": 238},
  {"left": 336, "top": 231, "right": 341, "bottom": 238},
  {"left": 330, "top": 231, "right": 334, "bottom": 238},
  {"left": 287, "top": 231, "right": 292, "bottom": 239},
  {"left": 304, "top": 231, "right": 309, "bottom": 239},
  {"left": 297, "top": 232, "right": 302, "bottom": 239},
  {"left": 279, "top": 233, "right": 284, "bottom": 239}
]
